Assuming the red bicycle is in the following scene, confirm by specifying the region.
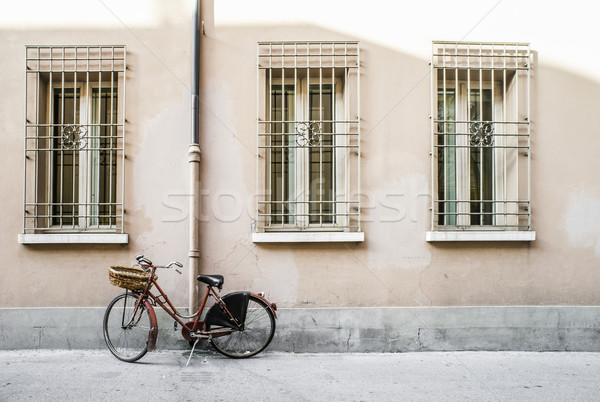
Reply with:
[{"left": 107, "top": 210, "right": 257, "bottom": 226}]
[{"left": 103, "top": 255, "right": 277, "bottom": 362}]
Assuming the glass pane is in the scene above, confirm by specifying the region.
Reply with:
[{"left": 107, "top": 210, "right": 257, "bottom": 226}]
[
  {"left": 469, "top": 88, "right": 494, "bottom": 225},
  {"left": 309, "top": 84, "right": 334, "bottom": 224},
  {"left": 270, "top": 85, "right": 295, "bottom": 224},
  {"left": 437, "top": 88, "right": 456, "bottom": 226},
  {"left": 91, "top": 87, "right": 118, "bottom": 226},
  {"left": 51, "top": 87, "right": 80, "bottom": 226}
]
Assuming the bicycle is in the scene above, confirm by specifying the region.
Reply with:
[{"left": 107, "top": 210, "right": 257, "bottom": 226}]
[{"left": 103, "top": 255, "right": 277, "bottom": 363}]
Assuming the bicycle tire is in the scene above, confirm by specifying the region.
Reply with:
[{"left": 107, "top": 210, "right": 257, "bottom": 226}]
[
  {"left": 208, "top": 295, "right": 275, "bottom": 358},
  {"left": 103, "top": 292, "right": 152, "bottom": 362}
]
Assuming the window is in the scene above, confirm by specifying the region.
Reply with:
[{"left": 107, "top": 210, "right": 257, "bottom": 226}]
[
  {"left": 429, "top": 42, "right": 533, "bottom": 240},
  {"left": 255, "top": 42, "right": 362, "bottom": 241},
  {"left": 22, "top": 46, "right": 126, "bottom": 241}
]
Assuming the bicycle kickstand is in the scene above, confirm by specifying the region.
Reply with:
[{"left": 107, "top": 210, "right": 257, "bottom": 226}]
[{"left": 186, "top": 338, "right": 201, "bottom": 367}]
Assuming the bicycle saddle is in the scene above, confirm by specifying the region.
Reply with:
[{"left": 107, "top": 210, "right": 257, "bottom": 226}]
[{"left": 197, "top": 274, "right": 224, "bottom": 289}]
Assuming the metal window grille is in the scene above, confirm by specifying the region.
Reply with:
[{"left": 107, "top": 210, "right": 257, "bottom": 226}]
[
  {"left": 431, "top": 41, "right": 531, "bottom": 231},
  {"left": 256, "top": 42, "right": 360, "bottom": 232},
  {"left": 23, "top": 46, "right": 126, "bottom": 233}
]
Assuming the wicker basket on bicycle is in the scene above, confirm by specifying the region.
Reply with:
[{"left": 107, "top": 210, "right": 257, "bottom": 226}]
[{"left": 108, "top": 266, "right": 156, "bottom": 292}]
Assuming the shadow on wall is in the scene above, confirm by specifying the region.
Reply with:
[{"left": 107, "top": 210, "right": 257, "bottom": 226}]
[
  {"left": 2, "top": 0, "right": 600, "bottom": 309},
  {"left": 196, "top": 9, "right": 600, "bottom": 307}
]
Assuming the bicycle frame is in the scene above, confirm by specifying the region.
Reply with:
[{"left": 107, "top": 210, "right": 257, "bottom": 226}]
[{"left": 125, "top": 264, "right": 277, "bottom": 343}]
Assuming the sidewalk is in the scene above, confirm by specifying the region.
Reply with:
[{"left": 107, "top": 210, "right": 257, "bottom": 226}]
[{"left": 1, "top": 350, "right": 599, "bottom": 401}]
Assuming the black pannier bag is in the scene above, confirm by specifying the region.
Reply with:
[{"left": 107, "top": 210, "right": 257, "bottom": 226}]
[{"left": 205, "top": 291, "right": 250, "bottom": 330}]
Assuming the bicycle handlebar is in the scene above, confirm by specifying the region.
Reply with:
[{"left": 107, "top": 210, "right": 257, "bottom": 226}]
[
  {"left": 165, "top": 261, "right": 183, "bottom": 274},
  {"left": 136, "top": 255, "right": 183, "bottom": 274}
]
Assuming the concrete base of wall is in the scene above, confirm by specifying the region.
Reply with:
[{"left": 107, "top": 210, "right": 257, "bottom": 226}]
[{"left": 1, "top": 306, "right": 599, "bottom": 352}]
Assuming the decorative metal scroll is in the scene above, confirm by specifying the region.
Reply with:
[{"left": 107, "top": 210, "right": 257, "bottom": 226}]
[
  {"left": 296, "top": 122, "right": 321, "bottom": 147},
  {"left": 469, "top": 121, "right": 494, "bottom": 147},
  {"left": 62, "top": 125, "right": 88, "bottom": 150}
]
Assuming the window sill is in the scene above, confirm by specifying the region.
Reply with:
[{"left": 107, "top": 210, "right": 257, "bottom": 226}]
[
  {"left": 18, "top": 233, "right": 129, "bottom": 244},
  {"left": 426, "top": 231, "right": 535, "bottom": 242},
  {"left": 252, "top": 232, "right": 364, "bottom": 243}
]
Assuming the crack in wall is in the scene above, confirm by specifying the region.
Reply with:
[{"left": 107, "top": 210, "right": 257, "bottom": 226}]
[
  {"left": 213, "top": 239, "right": 257, "bottom": 276},
  {"left": 416, "top": 328, "right": 423, "bottom": 351},
  {"left": 346, "top": 331, "right": 351, "bottom": 352},
  {"left": 33, "top": 327, "right": 43, "bottom": 348}
]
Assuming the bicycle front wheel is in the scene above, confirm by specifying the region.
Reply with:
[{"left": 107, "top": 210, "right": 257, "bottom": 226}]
[
  {"left": 209, "top": 295, "right": 275, "bottom": 358},
  {"left": 103, "top": 292, "right": 152, "bottom": 362}
]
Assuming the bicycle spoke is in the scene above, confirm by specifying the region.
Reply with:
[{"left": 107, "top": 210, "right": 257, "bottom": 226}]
[
  {"left": 209, "top": 295, "right": 275, "bottom": 358},
  {"left": 103, "top": 293, "right": 151, "bottom": 362}
]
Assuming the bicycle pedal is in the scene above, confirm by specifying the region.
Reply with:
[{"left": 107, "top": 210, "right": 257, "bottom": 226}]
[{"left": 174, "top": 321, "right": 178, "bottom": 331}]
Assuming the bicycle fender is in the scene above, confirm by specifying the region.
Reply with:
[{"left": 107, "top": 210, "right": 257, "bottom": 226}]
[
  {"left": 143, "top": 298, "right": 158, "bottom": 352},
  {"left": 251, "top": 293, "right": 278, "bottom": 319}
]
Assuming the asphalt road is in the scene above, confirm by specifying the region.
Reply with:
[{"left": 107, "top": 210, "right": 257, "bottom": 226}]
[{"left": 1, "top": 350, "right": 599, "bottom": 401}]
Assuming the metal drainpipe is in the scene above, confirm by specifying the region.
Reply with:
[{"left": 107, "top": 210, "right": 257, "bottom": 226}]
[{"left": 188, "top": 0, "right": 201, "bottom": 314}]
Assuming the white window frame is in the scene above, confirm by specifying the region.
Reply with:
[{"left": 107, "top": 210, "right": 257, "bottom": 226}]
[
  {"left": 444, "top": 80, "right": 505, "bottom": 227},
  {"left": 264, "top": 77, "right": 347, "bottom": 230},
  {"left": 47, "top": 82, "right": 118, "bottom": 230}
]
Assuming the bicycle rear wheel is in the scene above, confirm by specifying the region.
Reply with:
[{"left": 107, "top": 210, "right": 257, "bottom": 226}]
[
  {"left": 103, "top": 292, "right": 152, "bottom": 362},
  {"left": 208, "top": 295, "right": 275, "bottom": 358}
]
